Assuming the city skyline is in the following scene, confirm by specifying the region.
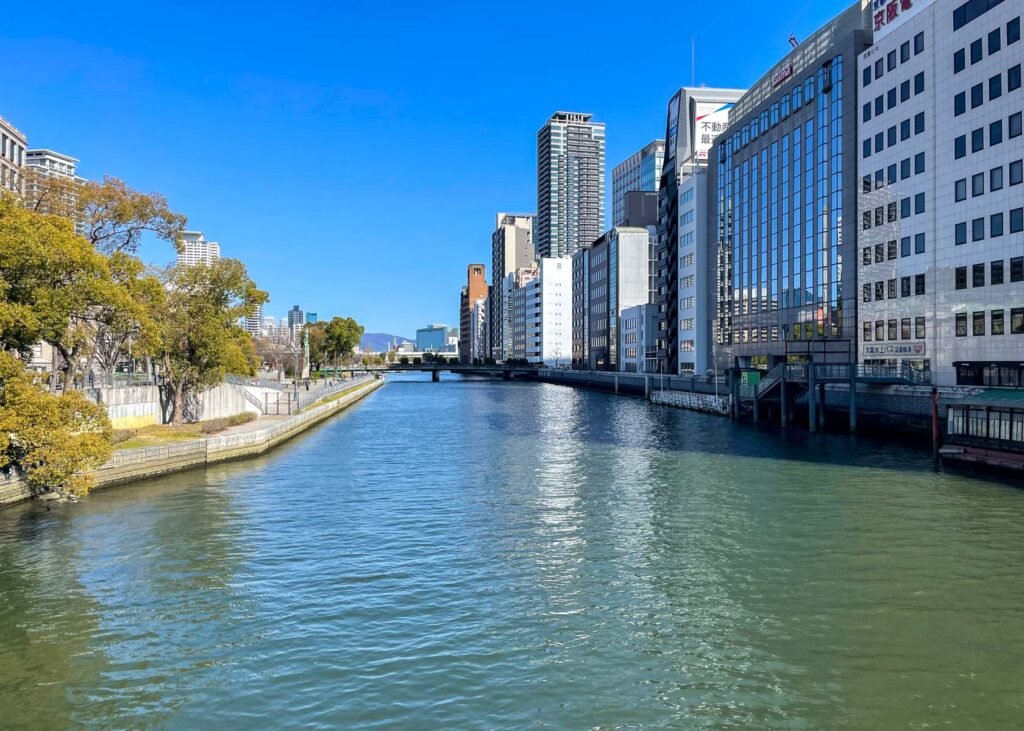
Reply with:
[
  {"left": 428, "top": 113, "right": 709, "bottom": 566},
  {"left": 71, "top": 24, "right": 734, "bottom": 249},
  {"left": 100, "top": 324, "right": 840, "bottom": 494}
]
[{"left": 2, "top": 1, "right": 866, "bottom": 335}]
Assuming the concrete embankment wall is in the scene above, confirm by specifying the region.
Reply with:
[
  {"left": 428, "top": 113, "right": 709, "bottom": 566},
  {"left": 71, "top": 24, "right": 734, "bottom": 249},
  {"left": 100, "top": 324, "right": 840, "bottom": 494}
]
[
  {"left": 1, "top": 378, "right": 384, "bottom": 509},
  {"left": 86, "top": 382, "right": 261, "bottom": 429}
]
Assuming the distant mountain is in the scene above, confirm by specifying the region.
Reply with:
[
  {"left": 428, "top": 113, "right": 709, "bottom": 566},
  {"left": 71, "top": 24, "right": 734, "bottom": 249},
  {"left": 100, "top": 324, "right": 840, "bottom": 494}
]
[{"left": 361, "top": 333, "right": 411, "bottom": 352}]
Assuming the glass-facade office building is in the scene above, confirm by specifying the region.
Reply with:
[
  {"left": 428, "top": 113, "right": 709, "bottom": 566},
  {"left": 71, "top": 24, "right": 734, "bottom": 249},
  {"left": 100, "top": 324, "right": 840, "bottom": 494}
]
[{"left": 710, "top": 2, "right": 872, "bottom": 368}]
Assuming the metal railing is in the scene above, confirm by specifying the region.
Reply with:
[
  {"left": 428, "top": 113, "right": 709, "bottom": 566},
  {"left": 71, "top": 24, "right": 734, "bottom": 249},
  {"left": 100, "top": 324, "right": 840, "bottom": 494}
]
[{"left": 755, "top": 364, "right": 786, "bottom": 397}]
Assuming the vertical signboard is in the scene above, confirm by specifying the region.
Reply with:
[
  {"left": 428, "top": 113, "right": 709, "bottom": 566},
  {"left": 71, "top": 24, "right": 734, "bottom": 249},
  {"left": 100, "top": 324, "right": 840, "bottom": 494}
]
[{"left": 693, "top": 102, "right": 734, "bottom": 160}]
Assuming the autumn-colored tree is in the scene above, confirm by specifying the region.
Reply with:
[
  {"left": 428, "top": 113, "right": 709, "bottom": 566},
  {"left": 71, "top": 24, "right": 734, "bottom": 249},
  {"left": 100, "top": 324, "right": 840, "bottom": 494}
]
[
  {"left": 156, "top": 259, "right": 267, "bottom": 424},
  {"left": 0, "top": 352, "right": 112, "bottom": 496},
  {"left": 221, "top": 329, "right": 261, "bottom": 377},
  {"left": 0, "top": 196, "right": 123, "bottom": 386},
  {"left": 79, "top": 176, "right": 187, "bottom": 255}
]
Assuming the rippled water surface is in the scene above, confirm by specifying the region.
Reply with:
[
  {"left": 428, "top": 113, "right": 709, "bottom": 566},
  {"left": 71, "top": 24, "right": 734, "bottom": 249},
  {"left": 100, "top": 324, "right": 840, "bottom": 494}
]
[{"left": 2, "top": 375, "right": 1024, "bottom": 729}]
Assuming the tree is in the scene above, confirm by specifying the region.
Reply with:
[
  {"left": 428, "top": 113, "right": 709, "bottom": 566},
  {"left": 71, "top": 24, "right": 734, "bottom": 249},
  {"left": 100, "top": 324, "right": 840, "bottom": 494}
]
[
  {"left": 79, "top": 177, "right": 187, "bottom": 255},
  {"left": 89, "top": 253, "right": 164, "bottom": 385},
  {"left": 324, "top": 316, "right": 364, "bottom": 371},
  {"left": 156, "top": 259, "right": 267, "bottom": 424},
  {"left": 0, "top": 196, "right": 128, "bottom": 385},
  {"left": 0, "top": 353, "right": 112, "bottom": 496},
  {"left": 221, "top": 329, "right": 261, "bottom": 377},
  {"left": 304, "top": 322, "right": 328, "bottom": 372}
]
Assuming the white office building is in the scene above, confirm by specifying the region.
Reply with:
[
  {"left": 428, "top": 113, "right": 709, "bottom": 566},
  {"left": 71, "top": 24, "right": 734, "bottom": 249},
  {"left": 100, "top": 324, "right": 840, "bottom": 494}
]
[
  {"left": 519, "top": 258, "right": 571, "bottom": 366},
  {"left": 857, "top": 0, "right": 1023, "bottom": 387},
  {"left": 620, "top": 303, "right": 659, "bottom": 373},
  {"left": 470, "top": 296, "right": 489, "bottom": 362},
  {"left": 510, "top": 266, "right": 539, "bottom": 361},
  {"left": 676, "top": 165, "right": 714, "bottom": 375},
  {"left": 177, "top": 231, "right": 221, "bottom": 267}
]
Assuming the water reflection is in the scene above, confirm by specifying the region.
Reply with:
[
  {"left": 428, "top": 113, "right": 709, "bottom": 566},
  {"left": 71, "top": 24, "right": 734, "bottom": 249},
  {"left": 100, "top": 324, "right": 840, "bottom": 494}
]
[{"left": 0, "top": 376, "right": 1023, "bottom": 728}]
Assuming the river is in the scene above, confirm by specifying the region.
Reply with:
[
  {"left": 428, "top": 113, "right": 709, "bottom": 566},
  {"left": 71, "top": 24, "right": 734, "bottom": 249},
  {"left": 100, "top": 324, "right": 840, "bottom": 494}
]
[{"left": 1, "top": 374, "right": 1023, "bottom": 729}]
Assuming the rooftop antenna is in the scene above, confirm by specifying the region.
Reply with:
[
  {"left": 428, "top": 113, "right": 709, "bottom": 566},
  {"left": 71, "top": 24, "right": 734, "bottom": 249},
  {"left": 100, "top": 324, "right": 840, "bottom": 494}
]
[
  {"left": 788, "top": 34, "right": 800, "bottom": 48},
  {"left": 691, "top": 36, "right": 695, "bottom": 87}
]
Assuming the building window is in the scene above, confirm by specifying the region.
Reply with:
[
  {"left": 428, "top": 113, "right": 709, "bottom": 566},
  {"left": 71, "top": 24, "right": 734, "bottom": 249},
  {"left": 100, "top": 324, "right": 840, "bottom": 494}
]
[
  {"left": 1011, "top": 208, "right": 1024, "bottom": 233},
  {"left": 901, "top": 79, "right": 911, "bottom": 102},
  {"left": 915, "top": 152, "right": 925, "bottom": 174},
  {"left": 970, "top": 81, "right": 987, "bottom": 107},
  {"left": 1011, "top": 160, "right": 1023, "bottom": 185},
  {"left": 901, "top": 197, "right": 911, "bottom": 219},
  {"left": 972, "top": 128, "right": 985, "bottom": 152},
  {"left": 875, "top": 281, "right": 885, "bottom": 301},
  {"left": 863, "top": 283, "right": 871, "bottom": 302},
  {"left": 973, "top": 311, "right": 986, "bottom": 336},
  {"left": 887, "top": 87, "right": 897, "bottom": 109},
  {"left": 901, "top": 318, "right": 911, "bottom": 340},
  {"left": 956, "top": 313, "right": 968, "bottom": 337},
  {"left": 915, "top": 112, "right": 925, "bottom": 134},
  {"left": 955, "top": 135, "right": 966, "bottom": 158},
  {"left": 901, "top": 236, "right": 911, "bottom": 257},
  {"left": 1009, "top": 64, "right": 1021, "bottom": 91},
  {"left": 956, "top": 266, "right": 968, "bottom": 290},
  {"left": 863, "top": 139, "right": 872, "bottom": 158},
  {"left": 1012, "top": 257, "right": 1024, "bottom": 283},
  {"left": 863, "top": 247, "right": 872, "bottom": 266},
  {"left": 888, "top": 125, "right": 897, "bottom": 146},
  {"left": 1010, "top": 17, "right": 1022, "bottom": 45},
  {"left": 972, "top": 172, "right": 985, "bottom": 196},
  {"left": 876, "top": 320, "right": 885, "bottom": 341},
  {"left": 915, "top": 192, "right": 925, "bottom": 214},
  {"left": 915, "top": 274, "right": 926, "bottom": 296},
  {"left": 863, "top": 211, "right": 872, "bottom": 230},
  {"left": 991, "top": 119, "right": 1003, "bottom": 145},
  {"left": 956, "top": 222, "right": 967, "bottom": 245},
  {"left": 1011, "top": 113, "right": 1023, "bottom": 138},
  {"left": 915, "top": 31, "right": 925, "bottom": 54},
  {"left": 990, "top": 74, "right": 1002, "bottom": 101},
  {"left": 993, "top": 310, "right": 1005, "bottom": 335},
  {"left": 901, "top": 157, "right": 911, "bottom": 179},
  {"left": 972, "top": 217, "right": 985, "bottom": 241},
  {"left": 914, "top": 71, "right": 924, "bottom": 94},
  {"left": 991, "top": 212, "right": 1004, "bottom": 237},
  {"left": 1013, "top": 308, "right": 1024, "bottom": 335},
  {"left": 971, "top": 39, "right": 983, "bottom": 64},
  {"left": 863, "top": 103, "right": 872, "bottom": 122},
  {"left": 955, "top": 49, "right": 966, "bottom": 73},
  {"left": 990, "top": 28, "right": 1002, "bottom": 54},
  {"left": 973, "top": 263, "right": 986, "bottom": 287},
  {"left": 888, "top": 201, "right": 898, "bottom": 222},
  {"left": 992, "top": 260, "right": 1004, "bottom": 284},
  {"left": 888, "top": 239, "right": 898, "bottom": 260},
  {"left": 888, "top": 279, "right": 897, "bottom": 299},
  {"left": 863, "top": 66, "right": 872, "bottom": 86},
  {"left": 992, "top": 166, "right": 1004, "bottom": 191},
  {"left": 888, "top": 320, "right": 898, "bottom": 341},
  {"left": 955, "top": 178, "right": 967, "bottom": 201},
  {"left": 915, "top": 233, "right": 926, "bottom": 254},
  {"left": 863, "top": 321, "right": 872, "bottom": 341},
  {"left": 955, "top": 92, "right": 966, "bottom": 115},
  {"left": 915, "top": 317, "right": 926, "bottom": 339},
  {"left": 875, "top": 242, "right": 885, "bottom": 263},
  {"left": 902, "top": 276, "right": 912, "bottom": 297},
  {"left": 901, "top": 119, "right": 911, "bottom": 140}
]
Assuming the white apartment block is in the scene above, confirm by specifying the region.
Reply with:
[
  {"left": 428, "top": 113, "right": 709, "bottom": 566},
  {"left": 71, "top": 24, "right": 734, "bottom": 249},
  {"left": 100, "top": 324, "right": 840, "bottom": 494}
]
[
  {"left": 470, "top": 296, "right": 489, "bottom": 362},
  {"left": 0, "top": 116, "right": 26, "bottom": 196},
  {"left": 521, "top": 258, "right": 571, "bottom": 366},
  {"left": 857, "top": 0, "right": 1023, "bottom": 387},
  {"left": 177, "top": 231, "right": 221, "bottom": 267},
  {"left": 510, "top": 266, "right": 539, "bottom": 361},
  {"left": 676, "top": 166, "right": 713, "bottom": 375},
  {"left": 619, "top": 303, "right": 659, "bottom": 373}
]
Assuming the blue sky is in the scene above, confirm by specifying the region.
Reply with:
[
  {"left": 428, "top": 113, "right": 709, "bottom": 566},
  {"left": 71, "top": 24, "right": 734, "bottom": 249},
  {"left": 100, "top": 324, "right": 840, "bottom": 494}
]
[{"left": 4, "top": 1, "right": 850, "bottom": 337}]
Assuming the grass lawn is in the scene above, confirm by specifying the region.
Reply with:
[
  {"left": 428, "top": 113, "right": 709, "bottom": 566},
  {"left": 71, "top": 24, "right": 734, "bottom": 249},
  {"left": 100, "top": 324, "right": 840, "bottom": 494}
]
[{"left": 113, "top": 413, "right": 258, "bottom": 450}]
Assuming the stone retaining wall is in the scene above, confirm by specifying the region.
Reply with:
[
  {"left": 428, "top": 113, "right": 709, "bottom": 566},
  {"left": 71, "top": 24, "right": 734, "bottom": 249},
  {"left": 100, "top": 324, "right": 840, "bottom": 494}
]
[{"left": 1, "top": 378, "right": 384, "bottom": 509}]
